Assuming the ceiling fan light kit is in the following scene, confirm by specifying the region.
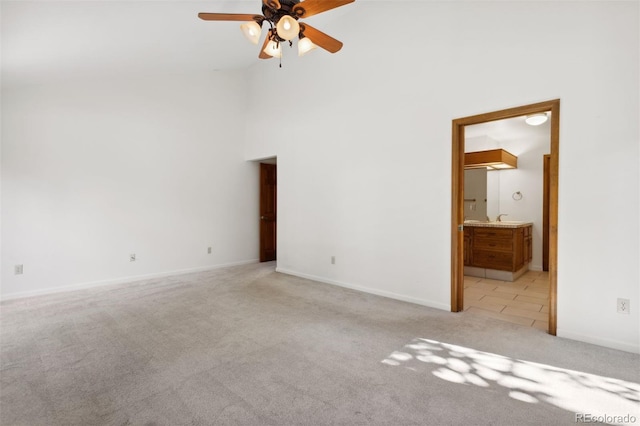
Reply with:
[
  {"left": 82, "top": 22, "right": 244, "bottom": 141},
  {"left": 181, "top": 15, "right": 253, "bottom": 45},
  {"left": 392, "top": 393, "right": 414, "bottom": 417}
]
[
  {"left": 263, "top": 40, "right": 283, "bottom": 58},
  {"left": 297, "top": 36, "right": 317, "bottom": 56},
  {"left": 198, "top": 0, "right": 355, "bottom": 64},
  {"left": 240, "top": 21, "right": 262, "bottom": 45},
  {"left": 276, "top": 15, "right": 300, "bottom": 41}
]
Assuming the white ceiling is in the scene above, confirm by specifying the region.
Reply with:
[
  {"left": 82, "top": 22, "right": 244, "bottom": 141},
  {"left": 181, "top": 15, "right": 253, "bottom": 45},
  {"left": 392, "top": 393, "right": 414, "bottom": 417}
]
[
  {"left": 1, "top": 1, "right": 263, "bottom": 86},
  {"left": 1, "top": 0, "right": 553, "bottom": 143},
  {"left": 0, "top": 0, "right": 359, "bottom": 87},
  {"left": 465, "top": 115, "right": 552, "bottom": 144},
  {"left": 1, "top": 0, "right": 356, "bottom": 86}
]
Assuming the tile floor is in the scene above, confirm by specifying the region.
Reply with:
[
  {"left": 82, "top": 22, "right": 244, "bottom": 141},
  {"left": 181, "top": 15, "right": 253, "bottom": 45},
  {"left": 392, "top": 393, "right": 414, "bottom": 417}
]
[{"left": 463, "top": 270, "right": 550, "bottom": 329}]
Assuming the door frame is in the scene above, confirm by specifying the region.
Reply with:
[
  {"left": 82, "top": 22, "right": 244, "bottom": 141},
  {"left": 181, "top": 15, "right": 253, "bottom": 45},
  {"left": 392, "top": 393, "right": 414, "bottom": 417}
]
[
  {"left": 543, "top": 154, "right": 551, "bottom": 272},
  {"left": 450, "top": 99, "right": 560, "bottom": 335}
]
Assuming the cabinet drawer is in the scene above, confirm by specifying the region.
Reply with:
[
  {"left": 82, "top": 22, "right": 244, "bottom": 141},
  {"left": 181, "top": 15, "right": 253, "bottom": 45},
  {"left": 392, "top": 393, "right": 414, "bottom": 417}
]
[
  {"left": 472, "top": 250, "right": 513, "bottom": 270},
  {"left": 473, "top": 228, "right": 512, "bottom": 240},
  {"left": 474, "top": 236, "right": 513, "bottom": 251}
]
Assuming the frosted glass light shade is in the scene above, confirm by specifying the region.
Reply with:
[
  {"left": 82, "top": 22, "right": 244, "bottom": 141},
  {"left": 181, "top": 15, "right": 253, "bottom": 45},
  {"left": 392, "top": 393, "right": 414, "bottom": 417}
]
[
  {"left": 240, "top": 21, "right": 262, "bottom": 45},
  {"left": 263, "top": 40, "right": 282, "bottom": 58},
  {"left": 525, "top": 113, "right": 548, "bottom": 126},
  {"left": 276, "top": 15, "right": 300, "bottom": 41},
  {"left": 298, "top": 37, "right": 317, "bottom": 56}
]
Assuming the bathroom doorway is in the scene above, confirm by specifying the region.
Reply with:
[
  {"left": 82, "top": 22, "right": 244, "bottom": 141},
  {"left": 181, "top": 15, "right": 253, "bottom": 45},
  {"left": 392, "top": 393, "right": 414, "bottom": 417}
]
[{"left": 450, "top": 100, "right": 559, "bottom": 335}]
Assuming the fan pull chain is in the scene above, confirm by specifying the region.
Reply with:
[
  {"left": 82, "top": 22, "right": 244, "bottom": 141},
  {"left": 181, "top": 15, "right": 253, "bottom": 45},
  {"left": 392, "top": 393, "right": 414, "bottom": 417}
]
[{"left": 279, "top": 41, "right": 292, "bottom": 69}]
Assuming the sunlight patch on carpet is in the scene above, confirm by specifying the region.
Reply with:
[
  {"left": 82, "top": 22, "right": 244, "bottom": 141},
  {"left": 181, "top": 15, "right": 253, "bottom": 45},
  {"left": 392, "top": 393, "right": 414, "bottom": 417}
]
[{"left": 382, "top": 338, "right": 639, "bottom": 424}]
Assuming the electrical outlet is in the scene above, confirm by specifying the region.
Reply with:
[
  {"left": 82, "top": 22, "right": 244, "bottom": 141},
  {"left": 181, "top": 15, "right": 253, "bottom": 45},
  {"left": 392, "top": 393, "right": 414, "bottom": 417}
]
[
  {"left": 14, "top": 264, "right": 23, "bottom": 275},
  {"left": 331, "top": 256, "right": 335, "bottom": 265},
  {"left": 617, "top": 298, "right": 630, "bottom": 314},
  {"left": 208, "top": 247, "right": 212, "bottom": 254},
  {"left": 129, "top": 254, "right": 136, "bottom": 262}
]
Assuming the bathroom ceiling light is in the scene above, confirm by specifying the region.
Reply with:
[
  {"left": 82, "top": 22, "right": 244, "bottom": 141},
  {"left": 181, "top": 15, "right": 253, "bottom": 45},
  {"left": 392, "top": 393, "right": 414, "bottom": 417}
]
[
  {"left": 525, "top": 113, "right": 548, "bottom": 126},
  {"left": 465, "top": 149, "right": 518, "bottom": 170}
]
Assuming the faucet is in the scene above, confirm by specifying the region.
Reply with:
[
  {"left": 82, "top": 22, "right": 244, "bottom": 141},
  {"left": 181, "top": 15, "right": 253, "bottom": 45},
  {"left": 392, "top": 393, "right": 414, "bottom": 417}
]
[{"left": 496, "top": 214, "right": 508, "bottom": 222}]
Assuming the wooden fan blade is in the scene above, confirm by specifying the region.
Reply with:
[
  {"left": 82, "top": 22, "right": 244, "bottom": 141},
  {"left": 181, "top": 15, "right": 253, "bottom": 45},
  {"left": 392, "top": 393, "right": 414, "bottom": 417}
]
[
  {"left": 292, "top": 0, "right": 355, "bottom": 19},
  {"left": 263, "top": 0, "right": 281, "bottom": 10},
  {"left": 259, "top": 31, "right": 274, "bottom": 59},
  {"left": 198, "top": 13, "right": 263, "bottom": 22},
  {"left": 300, "top": 23, "right": 343, "bottom": 53}
]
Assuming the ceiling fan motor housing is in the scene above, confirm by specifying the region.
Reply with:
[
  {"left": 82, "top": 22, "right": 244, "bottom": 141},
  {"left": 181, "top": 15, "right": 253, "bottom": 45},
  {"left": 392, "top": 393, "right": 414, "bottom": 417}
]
[
  {"left": 261, "top": 0, "right": 304, "bottom": 22},
  {"left": 262, "top": 0, "right": 303, "bottom": 42}
]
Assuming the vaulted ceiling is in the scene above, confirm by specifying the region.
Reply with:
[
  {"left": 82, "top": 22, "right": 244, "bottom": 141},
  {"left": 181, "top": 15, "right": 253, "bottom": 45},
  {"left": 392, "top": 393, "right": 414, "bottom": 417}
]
[{"left": 1, "top": 0, "right": 358, "bottom": 87}]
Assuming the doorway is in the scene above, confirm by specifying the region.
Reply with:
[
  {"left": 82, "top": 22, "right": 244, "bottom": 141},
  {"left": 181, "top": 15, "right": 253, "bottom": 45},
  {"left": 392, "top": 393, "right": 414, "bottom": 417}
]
[
  {"left": 451, "top": 100, "right": 559, "bottom": 335},
  {"left": 260, "top": 162, "right": 277, "bottom": 262}
]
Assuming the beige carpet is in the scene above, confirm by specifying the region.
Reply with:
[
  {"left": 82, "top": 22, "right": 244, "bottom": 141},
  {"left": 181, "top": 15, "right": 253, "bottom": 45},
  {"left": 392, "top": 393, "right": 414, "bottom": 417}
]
[{"left": 1, "top": 262, "right": 638, "bottom": 425}]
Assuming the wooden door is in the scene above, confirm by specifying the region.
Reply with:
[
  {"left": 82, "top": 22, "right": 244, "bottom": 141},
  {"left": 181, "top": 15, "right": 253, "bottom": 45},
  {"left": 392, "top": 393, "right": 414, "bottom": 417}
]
[{"left": 260, "top": 163, "right": 277, "bottom": 262}]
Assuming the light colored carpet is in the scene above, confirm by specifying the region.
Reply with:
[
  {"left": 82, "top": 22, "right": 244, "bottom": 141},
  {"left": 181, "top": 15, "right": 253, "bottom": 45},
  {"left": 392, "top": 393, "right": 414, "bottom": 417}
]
[{"left": 1, "top": 262, "right": 638, "bottom": 425}]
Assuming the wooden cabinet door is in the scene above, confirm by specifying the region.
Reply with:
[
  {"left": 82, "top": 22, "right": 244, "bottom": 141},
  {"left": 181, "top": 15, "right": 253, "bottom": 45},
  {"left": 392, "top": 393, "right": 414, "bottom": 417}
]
[
  {"left": 463, "top": 228, "right": 472, "bottom": 266},
  {"left": 524, "top": 225, "right": 533, "bottom": 263},
  {"left": 513, "top": 228, "right": 525, "bottom": 270}
]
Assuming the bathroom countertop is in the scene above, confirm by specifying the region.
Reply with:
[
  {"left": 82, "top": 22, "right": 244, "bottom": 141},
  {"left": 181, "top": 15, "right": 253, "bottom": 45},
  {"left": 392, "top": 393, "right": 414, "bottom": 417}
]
[{"left": 463, "top": 221, "right": 533, "bottom": 229}]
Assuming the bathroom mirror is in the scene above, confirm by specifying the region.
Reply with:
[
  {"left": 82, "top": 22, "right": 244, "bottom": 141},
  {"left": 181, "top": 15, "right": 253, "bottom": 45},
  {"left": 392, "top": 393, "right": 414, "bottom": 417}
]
[
  {"left": 463, "top": 169, "right": 487, "bottom": 221},
  {"left": 464, "top": 159, "right": 504, "bottom": 223}
]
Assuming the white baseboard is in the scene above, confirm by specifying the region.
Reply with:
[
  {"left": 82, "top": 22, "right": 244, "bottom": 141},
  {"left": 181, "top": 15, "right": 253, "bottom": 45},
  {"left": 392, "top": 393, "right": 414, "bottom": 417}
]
[
  {"left": 557, "top": 328, "right": 640, "bottom": 354},
  {"left": 0, "top": 259, "right": 259, "bottom": 302},
  {"left": 275, "top": 267, "right": 451, "bottom": 311}
]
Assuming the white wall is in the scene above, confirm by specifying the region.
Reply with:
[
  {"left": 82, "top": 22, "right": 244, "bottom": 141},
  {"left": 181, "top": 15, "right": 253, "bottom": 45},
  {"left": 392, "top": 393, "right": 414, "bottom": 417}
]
[
  {"left": 1, "top": 71, "right": 259, "bottom": 298},
  {"left": 244, "top": 1, "right": 639, "bottom": 352},
  {"left": 1, "top": 1, "right": 637, "bottom": 354}
]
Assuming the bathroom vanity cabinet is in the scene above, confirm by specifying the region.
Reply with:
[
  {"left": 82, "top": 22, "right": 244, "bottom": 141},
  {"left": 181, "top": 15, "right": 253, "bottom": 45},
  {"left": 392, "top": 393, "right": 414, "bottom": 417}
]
[{"left": 463, "top": 222, "right": 532, "bottom": 281}]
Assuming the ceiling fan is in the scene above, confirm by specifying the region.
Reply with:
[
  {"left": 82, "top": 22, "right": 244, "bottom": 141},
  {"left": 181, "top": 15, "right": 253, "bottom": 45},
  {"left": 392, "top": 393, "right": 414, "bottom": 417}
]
[{"left": 198, "top": 0, "right": 355, "bottom": 60}]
